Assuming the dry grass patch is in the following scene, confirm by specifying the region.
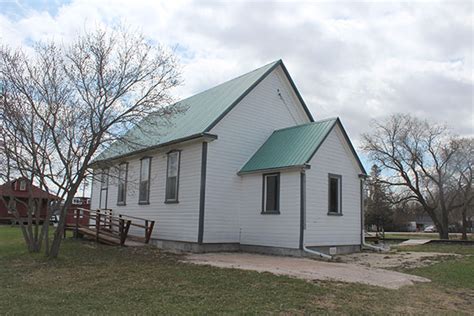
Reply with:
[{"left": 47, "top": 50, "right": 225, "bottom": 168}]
[{"left": 1, "top": 226, "right": 473, "bottom": 315}]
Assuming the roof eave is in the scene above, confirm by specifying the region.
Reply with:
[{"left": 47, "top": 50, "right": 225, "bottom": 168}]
[
  {"left": 237, "top": 163, "right": 311, "bottom": 176},
  {"left": 90, "top": 132, "right": 218, "bottom": 167},
  {"left": 334, "top": 119, "right": 367, "bottom": 175},
  {"left": 278, "top": 61, "right": 315, "bottom": 122}
]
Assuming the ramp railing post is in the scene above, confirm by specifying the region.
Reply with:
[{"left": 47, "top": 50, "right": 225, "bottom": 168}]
[
  {"left": 96, "top": 211, "right": 101, "bottom": 242},
  {"left": 74, "top": 208, "right": 79, "bottom": 239},
  {"left": 146, "top": 221, "right": 155, "bottom": 244},
  {"left": 119, "top": 218, "right": 124, "bottom": 244},
  {"left": 119, "top": 220, "right": 131, "bottom": 246},
  {"left": 145, "top": 220, "right": 148, "bottom": 241}
]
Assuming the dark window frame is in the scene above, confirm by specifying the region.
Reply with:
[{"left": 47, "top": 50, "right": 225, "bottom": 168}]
[
  {"left": 261, "top": 172, "right": 280, "bottom": 215},
  {"left": 328, "top": 173, "right": 342, "bottom": 215},
  {"left": 165, "top": 150, "right": 181, "bottom": 204},
  {"left": 139, "top": 157, "right": 152, "bottom": 205},
  {"left": 117, "top": 162, "right": 128, "bottom": 206}
]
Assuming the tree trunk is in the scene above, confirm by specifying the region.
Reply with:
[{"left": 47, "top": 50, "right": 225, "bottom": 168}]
[
  {"left": 438, "top": 203, "right": 450, "bottom": 240},
  {"left": 461, "top": 206, "right": 468, "bottom": 240},
  {"left": 435, "top": 219, "right": 449, "bottom": 239},
  {"left": 48, "top": 186, "right": 80, "bottom": 258},
  {"left": 424, "top": 207, "right": 447, "bottom": 239},
  {"left": 48, "top": 206, "right": 68, "bottom": 258},
  {"left": 438, "top": 226, "right": 449, "bottom": 240}
]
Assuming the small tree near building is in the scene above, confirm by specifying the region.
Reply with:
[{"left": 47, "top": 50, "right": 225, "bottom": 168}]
[
  {"left": 365, "top": 164, "right": 393, "bottom": 237},
  {"left": 0, "top": 26, "right": 182, "bottom": 257}
]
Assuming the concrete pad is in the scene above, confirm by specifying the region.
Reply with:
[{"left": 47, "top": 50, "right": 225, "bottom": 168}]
[
  {"left": 399, "top": 239, "right": 432, "bottom": 246},
  {"left": 185, "top": 252, "right": 430, "bottom": 289}
]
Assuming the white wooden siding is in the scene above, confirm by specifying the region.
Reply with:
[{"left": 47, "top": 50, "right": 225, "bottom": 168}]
[
  {"left": 89, "top": 64, "right": 363, "bottom": 249},
  {"left": 239, "top": 171, "right": 300, "bottom": 248},
  {"left": 90, "top": 141, "right": 203, "bottom": 242},
  {"left": 204, "top": 66, "right": 311, "bottom": 243},
  {"left": 90, "top": 169, "right": 99, "bottom": 210},
  {"left": 304, "top": 125, "right": 362, "bottom": 246}
]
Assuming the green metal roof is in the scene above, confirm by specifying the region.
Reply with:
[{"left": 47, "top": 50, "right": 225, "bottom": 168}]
[
  {"left": 95, "top": 60, "right": 285, "bottom": 162},
  {"left": 239, "top": 118, "right": 339, "bottom": 174}
]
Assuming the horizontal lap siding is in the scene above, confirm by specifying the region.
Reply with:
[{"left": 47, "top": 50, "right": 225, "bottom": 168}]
[
  {"left": 305, "top": 126, "right": 362, "bottom": 246},
  {"left": 90, "top": 171, "right": 99, "bottom": 210},
  {"left": 240, "top": 172, "right": 300, "bottom": 248},
  {"left": 204, "top": 66, "right": 310, "bottom": 243},
  {"left": 90, "top": 141, "right": 202, "bottom": 242}
]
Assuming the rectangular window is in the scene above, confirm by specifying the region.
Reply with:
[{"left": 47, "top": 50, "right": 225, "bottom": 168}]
[
  {"left": 100, "top": 169, "right": 109, "bottom": 189},
  {"left": 166, "top": 151, "right": 180, "bottom": 202},
  {"left": 117, "top": 162, "right": 128, "bottom": 205},
  {"left": 328, "top": 174, "right": 342, "bottom": 214},
  {"left": 139, "top": 157, "right": 151, "bottom": 204},
  {"left": 262, "top": 173, "right": 280, "bottom": 214},
  {"left": 19, "top": 180, "right": 27, "bottom": 191},
  {"left": 99, "top": 168, "right": 109, "bottom": 209}
]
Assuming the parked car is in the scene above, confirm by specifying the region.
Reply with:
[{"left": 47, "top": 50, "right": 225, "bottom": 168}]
[
  {"left": 423, "top": 225, "right": 437, "bottom": 233},
  {"left": 50, "top": 214, "right": 60, "bottom": 227}
]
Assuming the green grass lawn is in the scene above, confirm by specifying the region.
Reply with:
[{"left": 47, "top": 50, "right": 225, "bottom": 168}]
[
  {"left": 395, "top": 243, "right": 474, "bottom": 255},
  {"left": 1, "top": 226, "right": 473, "bottom": 315},
  {"left": 384, "top": 232, "right": 474, "bottom": 241},
  {"left": 395, "top": 244, "right": 474, "bottom": 290}
]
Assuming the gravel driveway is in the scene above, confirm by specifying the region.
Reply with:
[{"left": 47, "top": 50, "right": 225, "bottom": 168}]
[{"left": 185, "top": 252, "right": 430, "bottom": 289}]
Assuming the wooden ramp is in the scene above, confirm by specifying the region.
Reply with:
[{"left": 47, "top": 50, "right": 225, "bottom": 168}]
[
  {"left": 399, "top": 239, "right": 432, "bottom": 246},
  {"left": 65, "top": 208, "right": 155, "bottom": 247}
]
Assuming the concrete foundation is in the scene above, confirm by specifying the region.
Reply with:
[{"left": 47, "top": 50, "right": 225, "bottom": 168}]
[
  {"left": 240, "top": 244, "right": 304, "bottom": 257},
  {"left": 151, "top": 239, "right": 240, "bottom": 253},
  {"left": 306, "top": 244, "right": 362, "bottom": 255},
  {"left": 150, "top": 239, "right": 361, "bottom": 257}
]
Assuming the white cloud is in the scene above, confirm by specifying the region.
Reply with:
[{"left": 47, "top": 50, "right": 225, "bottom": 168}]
[{"left": 0, "top": 0, "right": 472, "bottom": 144}]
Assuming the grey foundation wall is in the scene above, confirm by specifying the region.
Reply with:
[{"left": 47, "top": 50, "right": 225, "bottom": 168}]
[{"left": 151, "top": 239, "right": 361, "bottom": 256}]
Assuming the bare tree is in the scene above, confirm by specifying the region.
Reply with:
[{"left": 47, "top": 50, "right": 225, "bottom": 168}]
[
  {"left": 0, "top": 26, "right": 181, "bottom": 257},
  {"left": 361, "top": 114, "right": 463, "bottom": 239},
  {"left": 451, "top": 138, "right": 474, "bottom": 240},
  {"left": 0, "top": 94, "right": 58, "bottom": 253}
]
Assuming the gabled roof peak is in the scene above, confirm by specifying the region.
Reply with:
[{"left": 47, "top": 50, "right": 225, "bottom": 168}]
[
  {"left": 239, "top": 117, "right": 366, "bottom": 175},
  {"left": 94, "top": 59, "right": 313, "bottom": 163}
]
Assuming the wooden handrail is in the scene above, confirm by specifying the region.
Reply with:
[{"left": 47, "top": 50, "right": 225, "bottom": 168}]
[
  {"left": 67, "top": 208, "right": 155, "bottom": 245},
  {"left": 69, "top": 208, "right": 131, "bottom": 246},
  {"left": 117, "top": 213, "right": 148, "bottom": 221},
  {"left": 117, "top": 212, "right": 155, "bottom": 243}
]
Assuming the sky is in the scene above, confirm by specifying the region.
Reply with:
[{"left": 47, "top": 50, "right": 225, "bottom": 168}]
[{"left": 0, "top": 0, "right": 473, "bottom": 162}]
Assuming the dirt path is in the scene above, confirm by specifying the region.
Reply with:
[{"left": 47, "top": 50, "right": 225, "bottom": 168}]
[
  {"left": 185, "top": 252, "right": 430, "bottom": 289},
  {"left": 337, "top": 251, "right": 459, "bottom": 270}
]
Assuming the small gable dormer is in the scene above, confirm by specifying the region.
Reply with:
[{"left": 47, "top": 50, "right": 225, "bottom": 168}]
[{"left": 14, "top": 178, "right": 28, "bottom": 192}]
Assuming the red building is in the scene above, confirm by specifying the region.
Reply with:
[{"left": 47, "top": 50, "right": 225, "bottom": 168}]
[
  {"left": 66, "top": 196, "right": 91, "bottom": 226},
  {"left": 0, "top": 178, "right": 59, "bottom": 224}
]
